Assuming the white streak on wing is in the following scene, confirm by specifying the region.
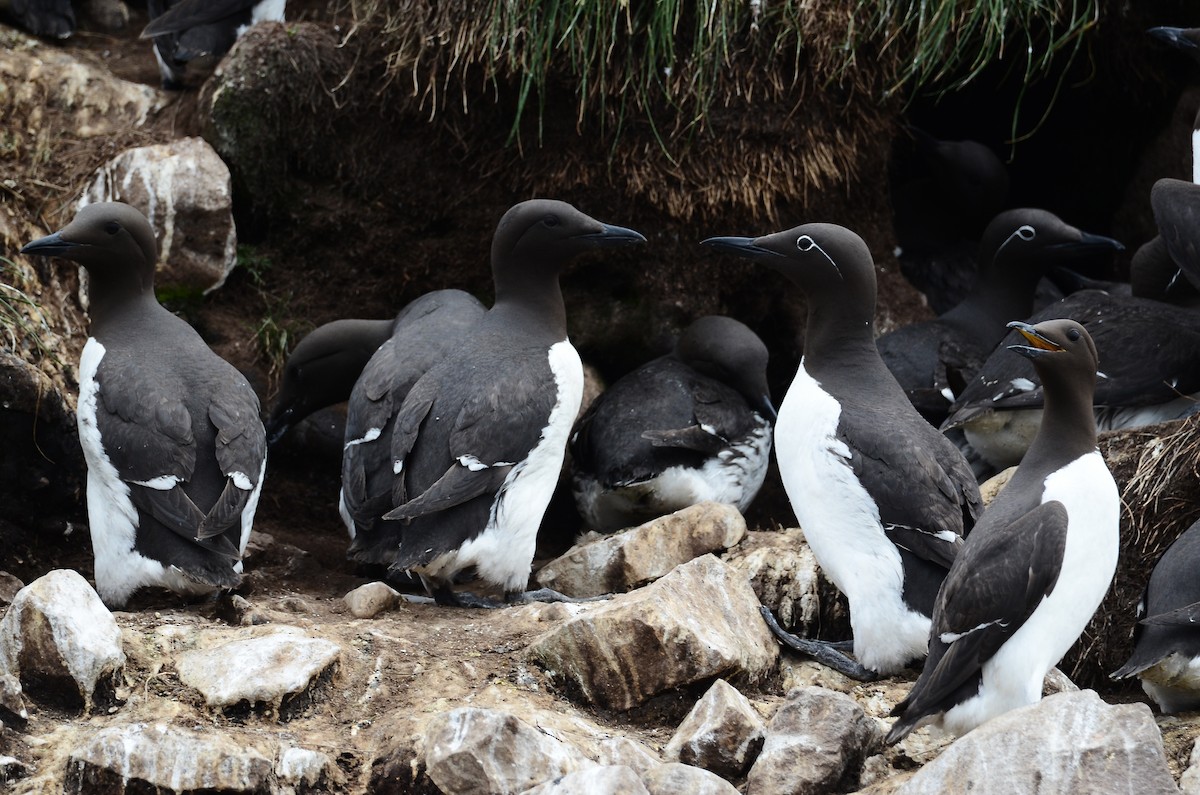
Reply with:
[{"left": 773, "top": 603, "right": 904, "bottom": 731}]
[
  {"left": 940, "top": 618, "right": 1005, "bottom": 645},
  {"left": 393, "top": 459, "right": 403, "bottom": 475},
  {"left": 229, "top": 471, "right": 253, "bottom": 490},
  {"left": 132, "top": 475, "right": 181, "bottom": 490},
  {"left": 1193, "top": 128, "right": 1200, "bottom": 185},
  {"left": 346, "top": 427, "right": 381, "bottom": 447},
  {"left": 457, "top": 454, "right": 515, "bottom": 471},
  {"left": 940, "top": 387, "right": 955, "bottom": 402},
  {"left": 699, "top": 423, "right": 718, "bottom": 436},
  {"left": 1010, "top": 377, "right": 1035, "bottom": 392}
]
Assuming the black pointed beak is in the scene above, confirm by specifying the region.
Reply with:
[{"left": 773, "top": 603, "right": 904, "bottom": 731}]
[
  {"left": 1006, "top": 321, "right": 1063, "bottom": 360},
  {"left": 701, "top": 236, "right": 785, "bottom": 260},
  {"left": 1050, "top": 231, "right": 1124, "bottom": 253},
  {"left": 1149, "top": 26, "right": 1199, "bottom": 51},
  {"left": 579, "top": 223, "right": 646, "bottom": 247},
  {"left": 265, "top": 407, "right": 294, "bottom": 446},
  {"left": 20, "top": 231, "right": 81, "bottom": 259}
]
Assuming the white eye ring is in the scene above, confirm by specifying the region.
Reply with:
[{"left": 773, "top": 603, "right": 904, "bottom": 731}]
[
  {"left": 1016, "top": 225, "right": 1035, "bottom": 241},
  {"left": 796, "top": 235, "right": 817, "bottom": 251}
]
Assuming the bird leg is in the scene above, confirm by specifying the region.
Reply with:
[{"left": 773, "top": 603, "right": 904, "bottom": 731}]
[
  {"left": 758, "top": 606, "right": 879, "bottom": 682},
  {"left": 506, "top": 587, "right": 609, "bottom": 605},
  {"left": 430, "top": 586, "right": 505, "bottom": 609}
]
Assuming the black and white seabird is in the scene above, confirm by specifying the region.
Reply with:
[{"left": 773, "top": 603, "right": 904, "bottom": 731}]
[
  {"left": 887, "top": 319, "right": 1118, "bottom": 742},
  {"left": 266, "top": 290, "right": 486, "bottom": 445},
  {"left": 346, "top": 199, "right": 644, "bottom": 606},
  {"left": 704, "top": 223, "right": 981, "bottom": 679},
  {"left": 21, "top": 202, "right": 267, "bottom": 608},
  {"left": 1111, "top": 517, "right": 1200, "bottom": 712},
  {"left": 569, "top": 315, "right": 775, "bottom": 533},
  {"left": 1, "top": 0, "right": 74, "bottom": 38},
  {"left": 141, "top": 0, "right": 286, "bottom": 89},
  {"left": 942, "top": 290, "right": 1200, "bottom": 471},
  {"left": 877, "top": 208, "right": 1123, "bottom": 424}
]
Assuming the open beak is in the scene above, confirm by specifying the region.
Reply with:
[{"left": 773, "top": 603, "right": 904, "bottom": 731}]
[
  {"left": 20, "top": 231, "right": 81, "bottom": 258},
  {"left": 701, "top": 236, "right": 785, "bottom": 260},
  {"left": 1006, "top": 321, "right": 1064, "bottom": 360}
]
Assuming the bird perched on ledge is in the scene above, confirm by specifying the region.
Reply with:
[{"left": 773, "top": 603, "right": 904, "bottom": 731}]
[{"left": 22, "top": 202, "right": 267, "bottom": 608}]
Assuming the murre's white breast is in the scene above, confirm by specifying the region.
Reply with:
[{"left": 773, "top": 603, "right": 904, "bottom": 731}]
[{"left": 774, "top": 359, "right": 930, "bottom": 673}]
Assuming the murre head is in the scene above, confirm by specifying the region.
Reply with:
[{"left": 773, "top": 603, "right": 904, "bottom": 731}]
[
  {"left": 703, "top": 223, "right": 876, "bottom": 315},
  {"left": 20, "top": 202, "right": 159, "bottom": 294},
  {"left": 491, "top": 199, "right": 645, "bottom": 275},
  {"left": 676, "top": 315, "right": 775, "bottom": 420},
  {"left": 979, "top": 209, "right": 1123, "bottom": 276},
  {"left": 1007, "top": 318, "right": 1099, "bottom": 392}
]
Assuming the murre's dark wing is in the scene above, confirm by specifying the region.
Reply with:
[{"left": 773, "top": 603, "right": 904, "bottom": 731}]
[
  {"left": 95, "top": 359, "right": 238, "bottom": 558},
  {"left": 201, "top": 379, "right": 266, "bottom": 540},
  {"left": 886, "top": 501, "right": 1068, "bottom": 743},
  {"left": 1152, "top": 178, "right": 1200, "bottom": 293},
  {"left": 141, "top": 0, "right": 261, "bottom": 38}
]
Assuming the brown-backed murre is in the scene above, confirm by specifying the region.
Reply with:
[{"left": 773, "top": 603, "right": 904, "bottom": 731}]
[
  {"left": 21, "top": 202, "right": 267, "bottom": 608},
  {"left": 887, "top": 319, "right": 1118, "bottom": 742},
  {"left": 569, "top": 315, "right": 775, "bottom": 533},
  {"left": 704, "top": 223, "right": 981, "bottom": 679},
  {"left": 141, "top": 0, "right": 286, "bottom": 89},
  {"left": 363, "top": 199, "right": 644, "bottom": 607}
]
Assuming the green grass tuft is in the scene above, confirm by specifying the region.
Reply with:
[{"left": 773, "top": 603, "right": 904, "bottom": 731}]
[{"left": 0, "top": 256, "right": 53, "bottom": 363}]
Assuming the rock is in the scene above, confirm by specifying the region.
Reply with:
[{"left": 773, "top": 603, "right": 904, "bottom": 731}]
[
  {"left": 527, "top": 555, "right": 778, "bottom": 710},
  {"left": 0, "top": 673, "right": 28, "bottom": 726},
  {"left": 978, "top": 466, "right": 1016, "bottom": 505},
  {"left": 664, "top": 679, "right": 765, "bottom": 777},
  {"left": 63, "top": 722, "right": 273, "bottom": 794},
  {"left": 521, "top": 765, "right": 649, "bottom": 795},
  {"left": 79, "top": 136, "right": 238, "bottom": 294},
  {"left": 0, "top": 569, "right": 124, "bottom": 712},
  {"left": 1042, "top": 666, "right": 1079, "bottom": 696},
  {"left": 80, "top": 0, "right": 129, "bottom": 29},
  {"left": 596, "top": 738, "right": 661, "bottom": 775},
  {"left": 890, "top": 690, "right": 1178, "bottom": 794},
  {"left": 423, "top": 707, "right": 595, "bottom": 795},
  {"left": 535, "top": 502, "right": 747, "bottom": 598},
  {"left": 1180, "top": 736, "right": 1200, "bottom": 795},
  {"left": 746, "top": 686, "right": 879, "bottom": 795},
  {"left": 723, "top": 529, "right": 848, "bottom": 638},
  {"left": 277, "top": 746, "right": 339, "bottom": 794},
  {"left": 0, "top": 572, "right": 24, "bottom": 604},
  {"left": 344, "top": 581, "right": 403, "bottom": 618},
  {"left": 173, "top": 626, "right": 341, "bottom": 716},
  {"left": 642, "top": 763, "right": 741, "bottom": 795}
]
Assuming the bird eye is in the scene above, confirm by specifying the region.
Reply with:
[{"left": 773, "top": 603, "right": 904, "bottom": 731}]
[
  {"left": 796, "top": 235, "right": 816, "bottom": 251},
  {"left": 104, "top": 221, "right": 120, "bottom": 235},
  {"left": 1016, "top": 225, "right": 1035, "bottom": 241},
  {"left": 544, "top": 215, "right": 560, "bottom": 228},
  {"left": 1067, "top": 328, "right": 1080, "bottom": 342}
]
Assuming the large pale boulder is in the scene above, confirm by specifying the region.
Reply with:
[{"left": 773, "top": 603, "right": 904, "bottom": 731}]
[
  {"left": 0, "top": 569, "right": 124, "bottom": 712},
  {"left": 79, "top": 136, "right": 238, "bottom": 294},
  {"left": 423, "top": 707, "right": 595, "bottom": 795},
  {"left": 535, "top": 502, "right": 747, "bottom": 598},
  {"left": 642, "top": 763, "right": 741, "bottom": 795},
  {"left": 527, "top": 555, "right": 778, "bottom": 710},
  {"left": 746, "top": 686, "right": 879, "bottom": 795},
  {"left": 62, "top": 723, "right": 273, "bottom": 794},
  {"left": 521, "top": 765, "right": 649, "bottom": 795},
  {"left": 889, "top": 690, "right": 1178, "bottom": 795},
  {"left": 173, "top": 626, "right": 341, "bottom": 716},
  {"left": 664, "top": 678, "right": 765, "bottom": 777}
]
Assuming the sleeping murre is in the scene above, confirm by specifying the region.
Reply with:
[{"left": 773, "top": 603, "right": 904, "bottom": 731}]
[
  {"left": 887, "top": 319, "right": 1118, "bottom": 742},
  {"left": 21, "top": 202, "right": 267, "bottom": 608},
  {"left": 704, "top": 223, "right": 980, "bottom": 679},
  {"left": 569, "top": 314, "right": 775, "bottom": 533}
]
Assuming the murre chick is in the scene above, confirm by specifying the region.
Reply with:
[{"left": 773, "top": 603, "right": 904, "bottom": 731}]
[
  {"left": 569, "top": 315, "right": 775, "bottom": 533},
  {"left": 141, "top": 0, "right": 286, "bottom": 89},
  {"left": 353, "top": 199, "right": 644, "bottom": 606},
  {"left": 877, "top": 208, "right": 1123, "bottom": 425},
  {"left": 21, "top": 202, "right": 267, "bottom": 608},
  {"left": 1111, "top": 516, "right": 1200, "bottom": 712},
  {"left": 887, "top": 319, "right": 1118, "bottom": 742},
  {"left": 704, "top": 223, "right": 981, "bottom": 679},
  {"left": 266, "top": 290, "right": 486, "bottom": 445}
]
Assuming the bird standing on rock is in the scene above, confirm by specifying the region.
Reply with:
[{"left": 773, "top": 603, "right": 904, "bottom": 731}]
[
  {"left": 352, "top": 199, "right": 645, "bottom": 607},
  {"left": 887, "top": 319, "right": 1118, "bottom": 743},
  {"left": 21, "top": 202, "right": 267, "bottom": 608},
  {"left": 704, "top": 223, "right": 981, "bottom": 679},
  {"left": 569, "top": 314, "right": 775, "bottom": 533}
]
